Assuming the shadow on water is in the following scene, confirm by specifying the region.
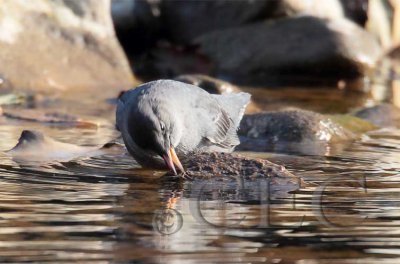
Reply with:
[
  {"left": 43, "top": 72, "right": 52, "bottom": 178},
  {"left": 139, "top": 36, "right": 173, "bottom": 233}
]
[{"left": 0, "top": 87, "right": 399, "bottom": 263}]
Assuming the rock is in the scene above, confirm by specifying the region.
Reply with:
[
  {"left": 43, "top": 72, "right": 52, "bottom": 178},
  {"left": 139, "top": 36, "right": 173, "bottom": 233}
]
[
  {"left": 159, "top": 0, "right": 275, "bottom": 45},
  {"left": 184, "top": 152, "right": 303, "bottom": 194},
  {"left": 388, "top": 45, "right": 400, "bottom": 73},
  {"left": 274, "top": 0, "right": 344, "bottom": 20},
  {"left": 7, "top": 130, "right": 101, "bottom": 163},
  {"left": 339, "top": 0, "right": 368, "bottom": 26},
  {"left": 174, "top": 74, "right": 260, "bottom": 113},
  {"left": 111, "top": 0, "right": 160, "bottom": 56},
  {"left": 196, "top": 16, "right": 382, "bottom": 86},
  {"left": 366, "top": 0, "right": 395, "bottom": 50},
  {"left": 135, "top": 46, "right": 211, "bottom": 79},
  {"left": 159, "top": 0, "right": 345, "bottom": 45},
  {"left": 237, "top": 109, "right": 355, "bottom": 154},
  {"left": 0, "top": 0, "right": 134, "bottom": 98},
  {"left": 186, "top": 152, "right": 298, "bottom": 179},
  {"left": 352, "top": 103, "right": 400, "bottom": 127}
]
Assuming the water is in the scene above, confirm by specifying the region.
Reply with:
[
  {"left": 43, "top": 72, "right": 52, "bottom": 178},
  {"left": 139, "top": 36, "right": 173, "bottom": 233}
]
[{"left": 0, "top": 88, "right": 399, "bottom": 263}]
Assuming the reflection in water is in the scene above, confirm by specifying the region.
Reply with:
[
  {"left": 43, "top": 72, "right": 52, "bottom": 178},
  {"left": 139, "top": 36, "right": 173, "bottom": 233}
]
[{"left": 0, "top": 104, "right": 400, "bottom": 263}]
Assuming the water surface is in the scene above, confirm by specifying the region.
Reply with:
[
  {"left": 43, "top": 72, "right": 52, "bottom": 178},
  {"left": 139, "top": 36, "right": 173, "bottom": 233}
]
[{"left": 0, "top": 88, "right": 399, "bottom": 263}]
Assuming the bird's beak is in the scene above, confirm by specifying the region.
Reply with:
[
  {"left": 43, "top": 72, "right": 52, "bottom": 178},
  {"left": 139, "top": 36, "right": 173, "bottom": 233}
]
[
  {"left": 169, "top": 147, "right": 185, "bottom": 174},
  {"left": 162, "top": 147, "right": 185, "bottom": 175}
]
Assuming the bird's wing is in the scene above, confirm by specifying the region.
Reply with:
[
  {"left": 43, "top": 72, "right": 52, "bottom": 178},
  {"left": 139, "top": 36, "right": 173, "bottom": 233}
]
[{"left": 204, "top": 107, "right": 240, "bottom": 149}]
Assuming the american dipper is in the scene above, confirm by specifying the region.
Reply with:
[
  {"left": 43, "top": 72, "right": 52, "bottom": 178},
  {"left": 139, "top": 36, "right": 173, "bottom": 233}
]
[{"left": 116, "top": 80, "right": 251, "bottom": 175}]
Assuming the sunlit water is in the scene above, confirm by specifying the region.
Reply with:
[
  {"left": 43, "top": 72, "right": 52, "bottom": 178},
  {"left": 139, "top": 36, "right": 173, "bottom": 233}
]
[{"left": 0, "top": 92, "right": 399, "bottom": 263}]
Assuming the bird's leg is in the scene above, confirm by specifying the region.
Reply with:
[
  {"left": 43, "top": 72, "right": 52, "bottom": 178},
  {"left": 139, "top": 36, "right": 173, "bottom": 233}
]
[{"left": 180, "top": 171, "right": 192, "bottom": 180}]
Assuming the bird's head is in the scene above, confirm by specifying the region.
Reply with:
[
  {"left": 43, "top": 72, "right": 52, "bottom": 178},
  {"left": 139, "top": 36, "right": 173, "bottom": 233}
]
[{"left": 127, "top": 100, "right": 185, "bottom": 175}]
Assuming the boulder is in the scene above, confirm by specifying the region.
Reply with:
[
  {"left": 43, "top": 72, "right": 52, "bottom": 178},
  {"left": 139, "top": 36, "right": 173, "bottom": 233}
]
[
  {"left": 196, "top": 16, "right": 382, "bottom": 86},
  {"left": 159, "top": 0, "right": 275, "bottom": 45},
  {"left": 237, "top": 109, "right": 355, "bottom": 154},
  {"left": 0, "top": 0, "right": 134, "bottom": 98},
  {"left": 274, "top": 0, "right": 344, "bottom": 20},
  {"left": 111, "top": 0, "right": 160, "bottom": 56},
  {"left": 159, "top": 0, "right": 345, "bottom": 46}
]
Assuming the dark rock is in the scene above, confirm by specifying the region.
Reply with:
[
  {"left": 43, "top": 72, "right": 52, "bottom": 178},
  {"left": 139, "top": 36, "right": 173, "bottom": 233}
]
[
  {"left": 159, "top": 0, "right": 275, "bottom": 45},
  {"left": 175, "top": 74, "right": 243, "bottom": 94},
  {"left": 237, "top": 109, "right": 355, "bottom": 154},
  {"left": 0, "top": 0, "right": 134, "bottom": 97},
  {"left": 135, "top": 46, "right": 211, "bottom": 80},
  {"left": 352, "top": 103, "right": 400, "bottom": 127},
  {"left": 339, "top": 0, "right": 368, "bottom": 26},
  {"left": 159, "top": 0, "right": 345, "bottom": 45},
  {"left": 174, "top": 74, "right": 260, "bottom": 113},
  {"left": 196, "top": 16, "right": 382, "bottom": 86},
  {"left": 112, "top": 0, "right": 161, "bottom": 56}
]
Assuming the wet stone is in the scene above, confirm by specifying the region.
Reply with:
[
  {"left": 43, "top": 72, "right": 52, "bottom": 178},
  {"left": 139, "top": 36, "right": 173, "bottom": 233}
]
[
  {"left": 7, "top": 130, "right": 101, "bottom": 164},
  {"left": 237, "top": 109, "right": 356, "bottom": 155},
  {"left": 183, "top": 152, "right": 302, "bottom": 190}
]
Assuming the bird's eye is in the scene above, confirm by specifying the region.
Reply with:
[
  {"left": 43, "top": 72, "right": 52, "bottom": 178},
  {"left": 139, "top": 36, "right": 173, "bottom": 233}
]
[{"left": 160, "top": 123, "right": 165, "bottom": 131}]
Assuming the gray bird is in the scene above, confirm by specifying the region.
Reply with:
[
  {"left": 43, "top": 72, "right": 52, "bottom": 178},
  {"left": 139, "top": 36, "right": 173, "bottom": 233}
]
[{"left": 116, "top": 79, "right": 251, "bottom": 175}]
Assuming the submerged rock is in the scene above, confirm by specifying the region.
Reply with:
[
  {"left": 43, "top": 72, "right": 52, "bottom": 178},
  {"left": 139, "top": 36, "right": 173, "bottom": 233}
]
[
  {"left": 0, "top": 0, "right": 133, "bottom": 97},
  {"left": 196, "top": 16, "right": 382, "bottom": 86},
  {"left": 7, "top": 130, "right": 101, "bottom": 163},
  {"left": 352, "top": 103, "right": 400, "bottom": 127},
  {"left": 238, "top": 109, "right": 355, "bottom": 154},
  {"left": 174, "top": 74, "right": 260, "bottom": 113}
]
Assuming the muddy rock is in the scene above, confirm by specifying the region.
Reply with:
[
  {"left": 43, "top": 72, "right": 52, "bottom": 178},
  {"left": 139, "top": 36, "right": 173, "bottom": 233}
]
[
  {"left": 185, "top": 152, "right": 297, "bottom": 179},
  {"left": 174, "top": 74, "right": 260, "bottom": 113},
  {"left": 0, "top": 0, "right": 134, "bottom": 97},
  {"left": 183, "top": 152, "right": 302, "bottom": 194},
  {"left": 196, "top": 16, "right": 382, "bottom": 86},
  {"left": 237, "top": 109, "right": 355, "bottom": 154},
  {"left": 352, "top": 103, "right": 400, "bottom": 127}
]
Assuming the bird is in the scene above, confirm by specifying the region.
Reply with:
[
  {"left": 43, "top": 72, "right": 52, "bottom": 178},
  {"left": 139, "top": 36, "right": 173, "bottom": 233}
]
[{"left": 116, "top": 79, "right": 251, "bottom": 176}]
